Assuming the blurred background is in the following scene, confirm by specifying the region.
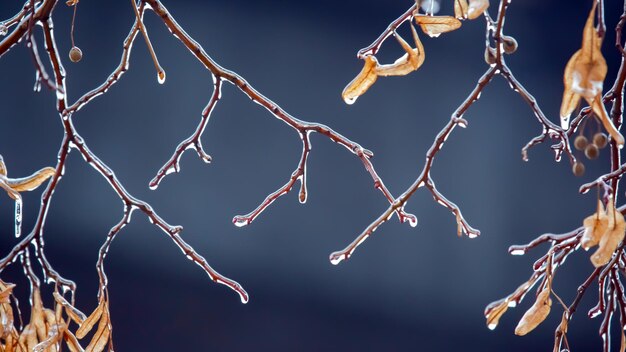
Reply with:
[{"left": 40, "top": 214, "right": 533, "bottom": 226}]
[{"left": 0, "top": 0, "right": 624, "bottom": 350}]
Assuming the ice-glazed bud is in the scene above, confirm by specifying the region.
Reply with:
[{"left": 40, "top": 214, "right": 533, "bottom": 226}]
[
  {"left": 484, "top": 47, "right": 496, "bottom": 65},
  {"left": 69, "top": 46, "right": 83, "bottom": 63},
  {"left": 593, "top": 132, "right": 608, "bottom": 149},
  {"left": 515, "top": 286, "right": 551, "bottom": 336},
  {"left": 584, "top": 143, "right": 599, "bottom": 160},
  {"left": 572, "top": 161, "right": 585, "bottom": 177},
  {"left": 502, "top": 35, "right": 518, "bottom": 54},
  {"left": 574, "top": 135, "right": 588, "bottom": 151}
]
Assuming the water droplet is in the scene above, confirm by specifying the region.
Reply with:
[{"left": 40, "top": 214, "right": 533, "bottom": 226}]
[
  {"left": 487, "top": 323, "right": 497, "bottom": 330},
  {"left": 157, "top": 70, "right": 166, "bottom": 84},
  {"left": 0, "top": 25, "right": 7, "bottom": 36},
  {"left": 511, "top": 249, "right": 525, "bottom": 256},
  {"left": 344, "top": 96, "right": 357, "bottom": 105},
  {"left": 232, "top": 216, "right": 249, "bottom": 227},
  {"left": 14, "top": 198, "right": 22, "bottom": 238},
  {"left": 329, "top": 253, "right": 346, "bottom": 265},
  {"left": 468, "top": 232, "right": 478, "bottom": 239}
]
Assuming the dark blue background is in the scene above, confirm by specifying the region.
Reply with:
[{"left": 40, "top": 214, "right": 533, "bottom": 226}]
[{"left": 0, "top": 1, "right": 624, "bottom": 351}]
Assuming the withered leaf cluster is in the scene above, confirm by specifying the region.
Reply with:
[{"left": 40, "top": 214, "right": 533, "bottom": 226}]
[
  {"left": 560, "top": 2, "right": 624, "bottom": 147},
  {"left": 582, "top": 198, "right": 626, "bottom": 267},
  {"left": 0, "top": 282, "right": 112, "bottom": 352},
  {"left": 341, "top": 0, "right": 489, "bottom": 105}
]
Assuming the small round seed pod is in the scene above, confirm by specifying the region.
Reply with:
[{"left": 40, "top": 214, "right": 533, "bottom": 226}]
[
  {"left": 593, "top": 132, "right": 608, "bottom": 149},
  {"left": 574, "top": 135, "right": 588, "bottom": 151},
  {"left": 572, "top": 161, "right": 585, "bottom": 177},
  {"left": 484, "top": 47, "right": 497, "bottom": 65},
  {"left": 585, "top": 144, "right": 599, "bottom": 160},
  {"left": 502, "top": 36, "right": 518, "bottom": 54},
  {"left": 69, "top": 46, "right": 82, "bottom": 63}
]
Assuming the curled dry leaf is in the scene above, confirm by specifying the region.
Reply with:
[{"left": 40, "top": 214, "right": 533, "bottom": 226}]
[
  {"left": 591, "top": 201, "right": 626, "bottom": 267},
  {"left": 484, "top": 298, "right": 509, "bottom": 330},
  {"left": 75, "top": 299, "right": 104, "bottom": 339},
  {"left": 0, "top": 282, "right": 16, "bottom": 304},
  {"left": 454, "top": 0, "right": 469, "bottom": 19},
  {"left": 343, "top": 25, "right": 424, "bottom": 105},
  {"left": 65, "top": 0, "right": 79, "bottom": 6},
  {"left": 559, "top": 2, "right": 624, "bottom": 146},
  {"left": 467, "top": 0, "right": 489, "bottom": 20},
  {"left": 342, "top": 56, "right": 378, "bottom": 105},
  {"left": 414, "top": 15, "right": 462, "bottom": 37},
  {"left": 7, "top": 167, "right": 56, "bottom": 193},
  {"left": 621, "top": 329, "right": 626, "bottom": 352},
  {"left": 63, "top": 330, "right": 84, "bottom": 352},
  {"left": 581, "top": 200, "right": 609, "bottom": 250},
  {"left": 53, "top": 292, "right": 86, "bottom": 325},
  {"left": 375, "top": 25, "right": 424, "bottom": 77},
  {"left": 85, "top": 300, "right": 110, "bottom": 352},
  {"left": 514, "top": 286, "right": 552, "bottom": 336}
]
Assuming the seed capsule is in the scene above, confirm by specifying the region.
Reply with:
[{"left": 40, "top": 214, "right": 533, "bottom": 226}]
[
  {"left": 574, "top": 135, "right": 588, "bottom": 151},
  {"left": 572, "top": 161, "right": 585, "bottom": 177},
  {"left": 502, "top": 35, "right": 518, "bottom": 54},
  {"left": 484, "top": 47, "right": 496, "bottom": 65},
  {"left": 585, "top": 144, "right": 599, "bottom": 160},
  {"left": 69, "top": 46, "right": 82, "bottom": 63},
  {"left": 593, "top": 132, "right": 608, "bottom": 149}
]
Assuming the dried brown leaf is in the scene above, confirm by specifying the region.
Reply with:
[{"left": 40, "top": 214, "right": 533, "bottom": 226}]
[
  {"left": 514, "top": 287, "right": 552, "bottom": 336},
  {"left": 63, "top": 330, "right": 84, "bottom": 352},
  {"left": 53, "top": 292, "right": 86, "bottom": 325},
  {"left": 375, "top": 25, "right": 424, "bottom": 77},
  {"left": 8, "top": 167, "right": 56, "bottom": 192},
  {"left": 85, "top": 301, "right": 109, "bottom": 352},
  {"left": 581, "top": 200, "right": 609, "bottom": 250},
  {"left": 591, "top": 205, "right": 626, "bottom": 267},
  {"left": 0, "top": 156, "right": 7, "bottom": 177},
  {"left": 414, "top": 15, "right": 462, "bottom": 37},
  {"left": 484, "top": 298, "right": 508, "bottom": 330},
  {"left": 454, "top": 0, "right": 469, "bottom": 19},
  {"left": 342, "top": 56, "right": 378, "bottom": 105},
  {"left": 589, "top": 95, "right": 625, "bottom": 147},
  {"left": 65, "top": 0, "right": 79, "bottom": 6},
  {"left": 621, "top": 329, "right": 626, "bottom": 352},
  {"left": 18, "top": 324, "right": 37, "bottom": 352},
  {"left": 1, "top": 303, "right": 14, "bottom": 339},
  {"left": 467, "top": 0, "right": 489, "bottom": 20},
  {"left": 75, "top": 300, "right": 104, "bottom": 339},
  {"left": 0, "top": 284, "right": 15, "bottom": 304}
]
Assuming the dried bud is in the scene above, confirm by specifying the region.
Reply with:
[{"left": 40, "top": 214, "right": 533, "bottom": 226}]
[
  {"left": 593, "top": 132, "right": 608, "bottom": 149},
  {"left": 515, "top": 286, "right": 552, "bottom": 336},
  {"left": 574, "top": 135, "right": 588, "bottom": 151},
  {"left": 572, "top": 161, "right": 585, "bottom": 177},
  {"left": 484, "top": 47, "right": 496, "bottom": 65},
  {"left": 591, "top": 201, "right": 626, "bottom": 267},
  {"left": 581, "top": 200, "right": 609, "bottom": 250},
  {"left": 69, "top": 46, "right": 83, "bottom": 63},
  {"left": 484, "top": 298, "right": 509, "bottom": 330},
  {"left": 584, "top": 144, "right": 599, "bottom": 160},
  {"left": 502, "top": 35, "right": 518, "bottom": 54}
]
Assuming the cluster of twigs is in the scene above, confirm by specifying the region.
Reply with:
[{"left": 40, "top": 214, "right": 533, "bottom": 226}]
[
  {"left": 0, "top": 0, "right": 422, "bottom": 350},
  {"left": 332, "top": 0, "right": 626, "bottom": 350}
]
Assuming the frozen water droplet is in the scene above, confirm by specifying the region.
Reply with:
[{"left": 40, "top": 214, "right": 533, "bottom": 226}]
[
  {"left": 487, "top": 323, "right": 497, "bottom": 330},
  {"left": 0, "top": 25, "right": 7, "bottom": 36},
  {"left": 507, "top": 301, "right": 517, "bottom": 308},
  {"left": 149, "top": 183, "right": 158, "bottom": 190},
  {"left": 329, "top": 253, "right": 346, "bottom": 265},
  {"left": 420, "top": 0, "right": 441, "bottom": 14},
  {"left": 511, "top": 249, "right": 525, "bottom": 256},
  {"left": 56, "top": 89, "right": 65, "bottom": 101},
  {"left": 157, "top": 70, "right": 166, "bottom": 84},
  {"left": 344, "top": 96, "right": 357, "bottom": 105},
  {"left": 14, "top": 199, "right": 22, "bottom": 238},
  {"left": 164, "top": 165, "right": 178, "bottom": 176},
  {"left": 232, "top": 217, "right": 249, "bottom": 227},
  {"left": 407, "top": 216, "right": 418, "bottom": 228},
  {"left": 468, "top": 232, "right": 478, "bottom": 239}
]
